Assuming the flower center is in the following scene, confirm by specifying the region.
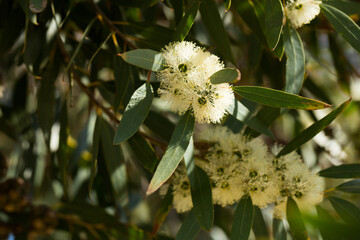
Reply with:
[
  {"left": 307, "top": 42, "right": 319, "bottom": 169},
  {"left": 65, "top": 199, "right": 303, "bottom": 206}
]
[
  {"left": 178, "top": 63, "right": 188, "bottom": 73},
  {"left": 198, "top": 97, "right": 207, "bottom": 105},
  {"left": 180, "top": 181, "right": 190, "bottom": 190},
  {"left": 295, "top": 4, "right": 303, "bottom": 10},
  {"left": 294, "top": 191, "right": 303, "bottom": 199},
  {"left": 249, "top": 170, "right": 258, "bottom": 178}
]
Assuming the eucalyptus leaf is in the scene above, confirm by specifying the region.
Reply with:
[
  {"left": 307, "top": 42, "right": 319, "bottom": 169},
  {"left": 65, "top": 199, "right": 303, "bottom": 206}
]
[
  {"left": 114, "top": 82, "right": 154, "bottom": 144},
  {"left": 286, "top": 197, "right": 308, "bottom": 240},
  {"left": 319, "top": 163, "right": 360, "bottom": 179},
  {"left": 89, "top": 115, "right": 102, "bottom": 198},
  {"left": 147, "top": 111, "right": 195, "bottom": 195},
  {"left": 328, "top": 196, "right": 360, "bottom": 225},
  {"left": 175, "top": 209, "right": 202, "bottom": 240},
  {"left": 173, "top": 1, "right": 200, "bottom": 41},
  {"left": 209, "top": 68, "right": 241, "bottom": 84},
  {"left": 29, "top": 0, "right": 47, "bottom": 13},
  {"left": 335, "top": 179, "right": 360, "bottom": 194},
  {"left": 321, "top": 4, "right": 360, "bottom": 53},
  {"left": 265, "top": 0, "right": 283, "bottom": 50},
  {"left": 231, "top": 196, "right": 254, "bottom": 240},
  {"left": 233, "top": 86, "right": 332, "bottom": 110},
  {"left": 152, "top": 186, "right": 173, "bottom": 235},
  {"left": 119, "top": 49, "right": 166, "bottom": 71}
]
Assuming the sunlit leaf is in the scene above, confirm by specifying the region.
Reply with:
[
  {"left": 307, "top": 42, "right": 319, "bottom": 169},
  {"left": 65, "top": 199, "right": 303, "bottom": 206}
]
[
  {"left": 147, "top": 111, "right": 195, "bottom": 195},
  {"left": 286, "top": 197, "right": 308, "bottom": 240},
  {"left": 209, "top": 68, "right": 241, "bottom": 84},
  {"left": 114, "top": 82, "right": 154, "bottom": 144},
  {"left": 277, "top": 99, "right": 350, "bottom": 157},
  {"left": 119, "top": 49, "right": 166, "bottom": 71},
  {"left": 233, "top": 86, "right": 332, "bottom": 110}
]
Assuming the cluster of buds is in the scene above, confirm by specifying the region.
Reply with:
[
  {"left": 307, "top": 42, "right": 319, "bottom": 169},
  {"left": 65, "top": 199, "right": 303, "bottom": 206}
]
[{"left": 0, "top": 178, "right": 57, "bottom": 239}]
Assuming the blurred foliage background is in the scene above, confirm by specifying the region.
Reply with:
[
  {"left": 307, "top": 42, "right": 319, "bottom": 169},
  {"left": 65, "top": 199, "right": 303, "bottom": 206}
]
[{"left": 0, "top": 0, "right": 360, "bottom": 239}]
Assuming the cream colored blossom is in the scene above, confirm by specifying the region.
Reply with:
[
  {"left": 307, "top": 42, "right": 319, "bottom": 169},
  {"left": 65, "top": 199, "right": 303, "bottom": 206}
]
[
  {"left": 285, "top": 0, "right": 322, "bottom": 28},
  {"left": 157, "top": 41, "right": 235, "bottom": 123}
]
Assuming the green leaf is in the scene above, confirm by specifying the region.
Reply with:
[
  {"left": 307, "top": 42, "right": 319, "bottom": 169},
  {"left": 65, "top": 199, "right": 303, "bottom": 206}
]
[
  {"left": 113, "top": 56, "right": 130, "bottom": 112},
  {"left": 328, "top": 196, "right": 360, "bottom": 225},
  {"left": 113, "top": 82, "right": 154, "bottom": 144},
  {"left": 277, "top": 99, "right": 351, "bottom": 157},
  {"left": 143, "top": 111, "right": 175, "bottom": 142},
  {"left": 167, "top": 0, "right": 184, "bottom": 24},
  {"left": 152, "top": 186, "right": 173, "bottom": 235},
  {"left": 224, "top": 0, "right": 232, "bottom": 11},
  {"left": 57, "top": 101, "right": 69, "bottom": 200},
  {"left": 209, "top": 68, "right": 241, "bottom": 84},
  {"left": 89, "top": 115, "right": 102, "bottom": 198},
  {"left": 200, "top": 0, "right": 236, "bottom": 65},
  {"left": 286, "top": 197, "right": 308, "bottom": 240},
  {"left": 189, "top": 166, "right": 213, "bottom": 231},
  {"left": 147, "top": 111, "right": 195, "bottom": 195},
  {"left": 233, "top": 86, "right": 332, "bottom": 110},
  {"left": 265, "top": 0, "right": 284, "bottom": 50},
  {"left": 273, "top": 218, "right": 287, "bottom": 240},
  {"left": 316, "top": 206, "right": 338, "bottom": 240},
  {"left": 325, "top": 0, "right": 360, "bottom": 16},
  {"left": 335, "top": 179, "right": 360, "bottom": 193},
  {"left": 252, "top": 207, "right": 269, "bottom": 239},
  {"left": 319, "top": 163, "right": 360, "bottom": 178},
  {"left": 173, "top": 1, "right": 200, "bottom": 41},
  {"left": 29, "top": 0, "right": 47, "bottom": 13},
  {"left": 119, "top": 49, "right": 166, "bottom": 71},
  {"left": 175, "top": 209, "right": 201, "bottom": 240},
  {"left": 321, "top": 4, "right": 360, "bottom": 53},
  {"left": 227, "top": 100, "right": 275, "bottom": 139},
  {"left": 244, "top": 106, "right": 281, "bottom": 138},
  {"left": 283, "top": 22, "right": 305, "bottom": 95},
  {"left": 128, "top": 132, "right": 159, "bottom": 173},
  {"left": 113, "top": 0, "right": 158, "bottom": 7},
  {"left": 231, "top": 196, "right": 254, "bottom": 240}
]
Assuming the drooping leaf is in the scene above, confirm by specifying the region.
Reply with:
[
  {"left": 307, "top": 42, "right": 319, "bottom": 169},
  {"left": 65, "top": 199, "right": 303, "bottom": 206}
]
[
  {"left": 200, "top": 0, "right": 236, "bottom": 64},
  {"left": 209, "top": 68, "right": 241, "bottom": 84},
  {"left": 321, "top": 4, "right": 360, "bottom": 53},
  {"left": 316, "top": 205, "right": 337, "bottom": 240},
  {"left": 152, "top": 186, "right": 173, "bottom": 235},
  {"left": 231, "top": 196, "right": 254, "bottom": 240},
  {"left": 252, "top": 207, "right": 269, "bottom": 239},
  {"left": 244, "top": 106, "right": 281, "bottom": 138},
  {"left": 175, "top": 209, "right": 202, "bottom": 240},
  {"left": 127, "top": 132, "right": 159, "bottom": 173},
  {"left": 283, "top": 22, "right": 305, "bottom": 95},
  {"left": 119, "top": 49, "right": 166, "bottom": 71},
  {"left": 233, "top": 86, "right": 332, "bottom": 110},
  {"left": 335, "top": 179, "right": 360, "bottom": 194},
  {"left": 89, "top": 115, "right": 102, "bottom": 198},
  {"left": 173, "top": 1, "right": 200, "bottom": 41},
  {"left": 328, "top": 196, "right": 360, "bottom": 226},
  {"left": 319, "top": 163, "right": 360, "bottom": 179},
  {"left": 143, "top": 110, "right": 175, "bottom": 142},
  {"left": 113, "top": 82, "right": 154, "bottom": 144},
  {"left": 167, "top": 0, "right": 184, "bottom": 24},
  {"left": 147, "top": 111, "right": 195, "bottom": 195},
  {"left": 265, "top": 0, "right": 283, "bottom": 50},
  {"left": 286, "top": 197, "right": 308, "bottom": 240},
  {"left": 277, "top": 99, "right": 351, "bottom": 157},
  {"left": 113, "top": 56, "right": 130, "bottom": 112},
  {"left": 227, "top": 100, "right": 275, "bottom": 138},
  {"left": 224, "top": 0, "right": 232, "bottom": 11},
  {"left": 273, "top": 218, "right": 287, "bottom": 240},
  {"left": 189, "top": 166, "right": 213, "bottom": 231},
  {"left": 29, "top": 0, "right": 47, "bottom": 13}
]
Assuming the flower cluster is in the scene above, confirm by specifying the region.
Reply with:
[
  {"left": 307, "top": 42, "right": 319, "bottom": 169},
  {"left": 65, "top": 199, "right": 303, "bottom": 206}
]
[
  {"left": 285, "top": 0, "right": 322, "bottom": 28},
  {"left": 157, "top": 41, "right": 235, "bottom": 124},
  {"left": 163, "top": 126, "right": 324, "bottom": 218}
]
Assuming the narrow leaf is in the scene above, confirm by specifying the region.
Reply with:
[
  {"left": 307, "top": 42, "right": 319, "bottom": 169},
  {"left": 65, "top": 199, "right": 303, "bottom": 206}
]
[
  {"left": 316, "top": 205, "right": 337, "bottom": 240},
  {"left": 114, "top": 82, "right": 154, "bottom": 144},
  {"left": 128, "top": 132, "right": 159, "bottom": 173},
  {"left": 209, "top": 68, "right": 241, "bottom": 84},
  {"left": 321, "top": 4, "right": 360, "bottom": 53},
  {"left": 147, "top": 111, "right": 195, "bottom": 195},
  {"left": 325, "top": 0, "right": 360, "bottom": 16},
  {"left": 173, "top": 1, "right": 200, "bottom": 41},
  {"left": 286, "top": 197, "right": 308, "bottom": 240},
  {"left": 200, "top": 0, "right": 236, "bottom": 64},
  {"left": 265, "top": 0, "right": 284, "bottom": 50},
  {"left": 277, "top": 99, "right": 350, "bottom": 157},
  {"left": 189, "top": 166, "right": 213, "bottom": 231},
  {"left": 335, "top": 179, "right": 360, "bottom": 194},
  {"left": 273, "top": 218, "right": 287, "bottom": 240},
  {"left": 89, "top": 115, "right": 102, "bottom": 198},
  {"left": 119, "top": 49, "right": 166, "bottom": 71},
  {"left": 175, "top": 209, "right": 201, "bottom": 240},
  {"left": 252, "top": 207, "right": 269, "bottom": 239},
  {"left": 29, "top": 0, "right": 47, "bottom": 13},
  {"left": 233, "top": 86, "right": 332, "bottom": 110},
  {"left": 231, "top": 196, "right": 254, "bottom": 240},
  {"left": 113, "top": 56, "right": 130, "bottom": 112},
  {"left": 328, "top": 196, "right": 360, "bottom": 225},
  {"left": 319, "top": 163, "right": 360, "bottom": 179},
  {"left": 227, "top": 100, "right": 275, "bottom": 139},
  {"left": 284, "top": 22, "right": 305, "bottom": 95},
  {"left": 224, "top": 0, "right": 232, "bottom": 11}
]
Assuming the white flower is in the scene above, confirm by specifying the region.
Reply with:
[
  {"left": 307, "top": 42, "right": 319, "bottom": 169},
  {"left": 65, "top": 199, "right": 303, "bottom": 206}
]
[
  {"left": 285, "top": 0, "right": 322, "bottom": 28},
  {"left": 273, "top": 160, "right": 324, "bottom": 218},
  {"left": 160, "top": 165, "right": 193, "bottom": 213},
  {"left": 157, "top": 41, "right": 235, "bottom": 124}
]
